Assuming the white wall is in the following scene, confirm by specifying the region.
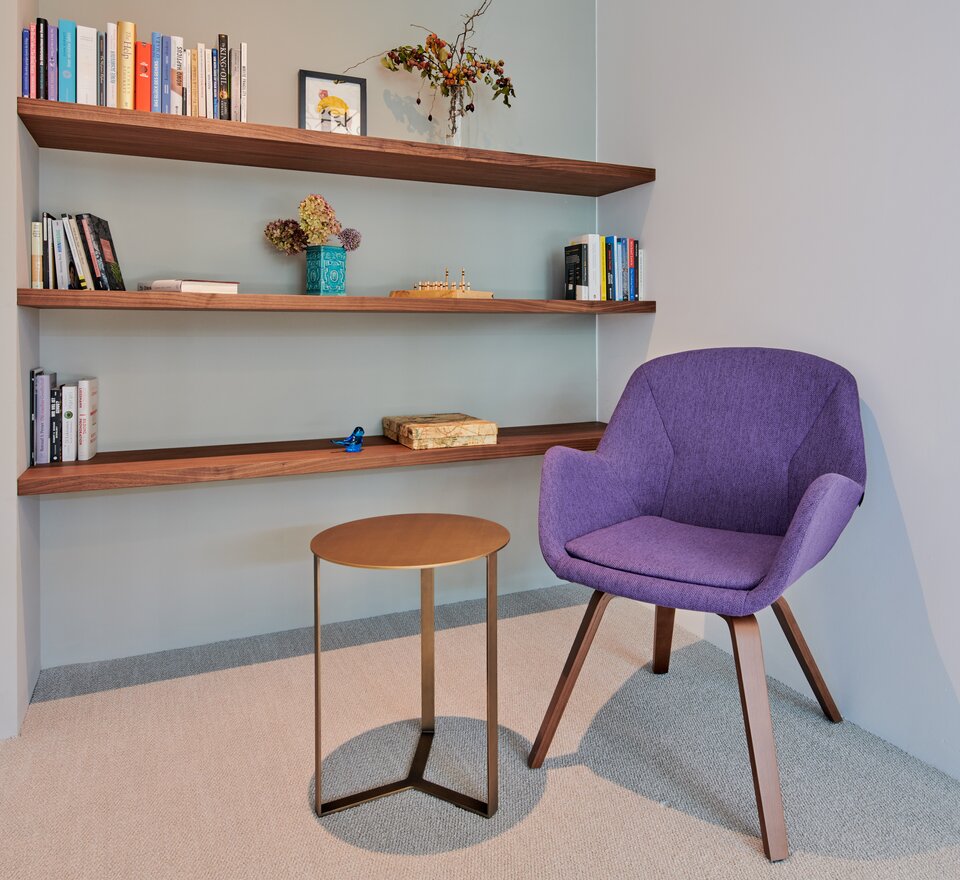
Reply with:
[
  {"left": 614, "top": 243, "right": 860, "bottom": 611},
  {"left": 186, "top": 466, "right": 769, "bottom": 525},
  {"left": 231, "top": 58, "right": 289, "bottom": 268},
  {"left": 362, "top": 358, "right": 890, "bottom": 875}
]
[
  {"left": 597, "top": 0, "right": 960, "bottom": 779},
  {"left": 1, "top": 0, "right": 40, "bottom": 739},
  {"left": 27, "top": 0, "right": 600, "bottom": 668}
]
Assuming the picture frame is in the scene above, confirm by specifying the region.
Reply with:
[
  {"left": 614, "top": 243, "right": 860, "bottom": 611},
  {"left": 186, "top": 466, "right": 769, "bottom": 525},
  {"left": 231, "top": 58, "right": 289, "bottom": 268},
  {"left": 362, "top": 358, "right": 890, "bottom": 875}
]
[{"left": 298, "top": 70, "right": 367, "bottom": 136}]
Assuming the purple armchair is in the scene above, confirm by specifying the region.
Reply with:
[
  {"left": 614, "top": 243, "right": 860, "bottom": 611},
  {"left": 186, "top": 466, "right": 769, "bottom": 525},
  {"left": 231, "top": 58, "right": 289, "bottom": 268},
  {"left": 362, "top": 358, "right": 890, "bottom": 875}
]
[{"left": 530, "top": 348, "right": 866, "bottom": 861}]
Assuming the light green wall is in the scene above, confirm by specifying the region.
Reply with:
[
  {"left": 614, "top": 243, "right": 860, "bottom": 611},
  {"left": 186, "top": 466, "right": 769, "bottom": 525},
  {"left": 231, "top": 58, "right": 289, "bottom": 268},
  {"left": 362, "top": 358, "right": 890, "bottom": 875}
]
[{"left": 34, "top": 0, "right": 599, "bottom": 665}]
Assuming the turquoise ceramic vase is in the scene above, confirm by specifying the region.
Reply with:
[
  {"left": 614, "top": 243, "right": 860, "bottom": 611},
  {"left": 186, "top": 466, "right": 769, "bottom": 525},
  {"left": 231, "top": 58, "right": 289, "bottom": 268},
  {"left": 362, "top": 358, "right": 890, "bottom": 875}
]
[{"left": 305, "top": 244, "right": 346, "bottom": 295}]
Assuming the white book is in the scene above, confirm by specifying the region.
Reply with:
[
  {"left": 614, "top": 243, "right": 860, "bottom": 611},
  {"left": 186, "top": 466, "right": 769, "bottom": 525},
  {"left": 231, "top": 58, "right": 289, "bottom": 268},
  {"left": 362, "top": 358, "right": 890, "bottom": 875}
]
[
  {"left": 636, "top": 248, "right": 645, "bottom": 299},
  {"left": 229, "top": 48, "right": 240, "bottom": 121},
  {"left": 239, "top": 42, "right": 247, "bottom": 122},
  {"left": 76, "top": 25, "right": 98, "bottom": 105},
  {"left": 170, "top": 36, "right": 184, "bottom": 115},
  {"left": 59, "top": 215, "right": 87, "bottom": 290},
  {"left": 77, "top": 378, "right": 98, "bottom": 462},
  {"left": 61, "top": 384, "right": 78, "bottom": 462},
  {"left": 52, "top": 219, "right": 69, "bottom": 289},
  {"left": 206, "top": 48, "right": 215, "bottom": 119},
  {"left": 106, "top": 22, "right": 118, "bottom": 107},
  {"left": 67, "top": 216, "right": 94, "bottom": 291},
  {"left": 139, "top": 279, "right": 238, "bottom": 294},
  {"left": 569, "top": 234, "right": 602, "bottom": 301},
  {"left": 196, "top": 43, "right": 206, "bottom": 118},
  {"left": 182, "top": 49, "right": 192, "bottom": 115}
]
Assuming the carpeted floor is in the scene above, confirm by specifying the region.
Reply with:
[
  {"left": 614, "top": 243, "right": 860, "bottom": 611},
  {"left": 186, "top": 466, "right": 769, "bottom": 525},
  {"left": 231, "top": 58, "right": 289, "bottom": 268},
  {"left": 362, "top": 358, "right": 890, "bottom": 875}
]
[{"left": 2, "top": 585, "right": 959, "bottom": 879}]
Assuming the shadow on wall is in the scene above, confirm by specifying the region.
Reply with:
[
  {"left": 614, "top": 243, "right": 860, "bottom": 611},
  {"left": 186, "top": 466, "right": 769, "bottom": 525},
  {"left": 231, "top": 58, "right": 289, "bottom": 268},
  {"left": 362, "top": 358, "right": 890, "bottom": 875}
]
[
  {"left": 704, "top": 401, "right": 960, "bottom": 781},
  {"left": 382, "top": 89, "right": 435, "bottom": 138}
]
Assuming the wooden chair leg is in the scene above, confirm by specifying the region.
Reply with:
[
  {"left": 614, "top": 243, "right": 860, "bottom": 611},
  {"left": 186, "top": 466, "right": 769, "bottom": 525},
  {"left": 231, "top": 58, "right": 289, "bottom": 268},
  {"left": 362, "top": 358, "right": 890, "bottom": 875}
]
[
  {"left": 528, "top": 590, "right": 614, "bottom": 769},
  {"left": 772, "top": 596, "right": 842, "bottom": 723},
  {"left": 724, "top": 614, "right": 789, "bottom": 862},
  {"left": 651, "top": 606, "right": 676, "bottom": 674}
]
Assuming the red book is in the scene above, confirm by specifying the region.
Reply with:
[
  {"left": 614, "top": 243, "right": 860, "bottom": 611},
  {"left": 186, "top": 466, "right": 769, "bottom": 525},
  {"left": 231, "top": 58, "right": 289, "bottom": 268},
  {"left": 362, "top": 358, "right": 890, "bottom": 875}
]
[
  {"left": 627, "top": 238, "right": 636, "bottom": 301},
  {"left": 134, "top": 41, "right": 151, "bottom": 110}
]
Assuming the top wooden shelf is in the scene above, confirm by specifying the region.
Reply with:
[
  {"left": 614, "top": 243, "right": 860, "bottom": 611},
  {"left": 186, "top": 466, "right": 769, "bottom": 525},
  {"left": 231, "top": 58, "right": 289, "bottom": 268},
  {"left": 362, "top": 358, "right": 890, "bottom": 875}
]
[{"left": 17, "top": 98, "right": 655, "bottom": 197}]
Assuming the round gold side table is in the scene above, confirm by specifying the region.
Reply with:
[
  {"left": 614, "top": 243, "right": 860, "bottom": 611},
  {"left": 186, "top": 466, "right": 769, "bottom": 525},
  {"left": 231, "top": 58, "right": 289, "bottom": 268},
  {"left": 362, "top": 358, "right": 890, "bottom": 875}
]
[{"left": 310, "top": 513, "right": 510, "bottom": 819}]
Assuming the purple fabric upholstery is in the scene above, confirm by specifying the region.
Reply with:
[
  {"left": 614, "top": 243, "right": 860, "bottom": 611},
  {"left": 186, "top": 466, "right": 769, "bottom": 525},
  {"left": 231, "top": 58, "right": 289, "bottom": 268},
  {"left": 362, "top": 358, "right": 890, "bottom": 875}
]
[
  {"left": 539, "top": 348, "right": 866, "bottom": 616},
  {"left": 565, "top": 516, "right": 781, "bottom": 590}
]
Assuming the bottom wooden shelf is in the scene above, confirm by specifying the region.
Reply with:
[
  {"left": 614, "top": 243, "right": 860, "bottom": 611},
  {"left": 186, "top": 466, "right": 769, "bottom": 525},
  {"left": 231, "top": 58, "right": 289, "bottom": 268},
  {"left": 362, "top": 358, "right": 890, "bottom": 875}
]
[{"left": 17, "top": 422, "right": 606, "bottom": 495}]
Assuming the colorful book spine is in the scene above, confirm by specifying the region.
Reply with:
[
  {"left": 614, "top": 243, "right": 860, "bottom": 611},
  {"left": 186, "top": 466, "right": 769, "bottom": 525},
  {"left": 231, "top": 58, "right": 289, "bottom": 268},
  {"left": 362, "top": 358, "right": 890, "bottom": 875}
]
[
  {"left": 78, "top": 215, "right": 106, "bottom": 290},
  {"left": 619, "top": 237, "right": 628, "bottom": 301},
  {"left": 52, "top": 219, "right": 68, "bottom": 289},
  {"left": 229, "top": 48, "right": 240, "bottom": 121},
  {"left": 21, "top": 29, "right": 29, "bottom": 97},
  {"left": 150, "top": 33, "right": 161, "bottom": 112},
  {"left": 58, "top": 20, "right": 76, "bottom": 102},
  {"left": 61, "top": 384, "right": 78, "bottom": 462},
  {"left": 77, "top": 378, "right": 98, "bottom": 462},
  {"left": 210, "top": 48, "right": 219, "bottom": 118},
  {"left": 196, "top": 43, "right": 206, "bottom": 118},
  {"left": 35, "top": 372, "right": 51, "bottom": 464},
  {"left": 47, "top": 24, "right": 58, "bottom": 100},
  {"left": 106, "top": 22, "right": 117, "bottom": 107},
  {"left": 189, "top": 48, "right": 198, "bottom": 116},
  {"left": 36, "top": 19, "right": 47, "bottom": 99},
  {"left": 134, "top": 41, "right": 151, "bottom": 111},
  {"left": 75, "top": 25, "right": 97, "bottom": 105},
  {"left": 30, "top": 221, "right": 42, "bottom": 288},
  {"left": 161, "top": 35, "right": 171, "bottom": 113},
  {"left": 28, "top": 23, "right": 36, "bottom": 99},
  {"left": 118, "top": 21, "right": 135, "bottom": 109},
  {"left": 50, "top": 386, "right": 62, "bottom": 463},
  {"left": 636, "top": 246, "right": 645, "bottom": 299},
  {"left": 170, "top": 36, "right": 184, "bottom": 115},
  {"left": 217, "top": 34, "right": 229, "bottom": 119},
  {"left": 98, "top": 31, "right": 106, "bottom": 105},
  {"left": 239, "top": 42, "right": 247, "bottom": 122}
]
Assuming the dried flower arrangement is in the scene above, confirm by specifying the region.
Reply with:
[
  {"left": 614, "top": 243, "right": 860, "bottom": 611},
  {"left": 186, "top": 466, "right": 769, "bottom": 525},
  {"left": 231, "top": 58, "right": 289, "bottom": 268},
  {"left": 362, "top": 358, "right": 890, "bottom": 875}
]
[{"left": 264, "top": 195, "right": 362, "bottom": 256}]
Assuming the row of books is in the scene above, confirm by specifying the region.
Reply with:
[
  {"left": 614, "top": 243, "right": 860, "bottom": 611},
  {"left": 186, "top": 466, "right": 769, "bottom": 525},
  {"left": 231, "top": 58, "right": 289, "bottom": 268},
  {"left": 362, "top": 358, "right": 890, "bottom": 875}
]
[
  {"left": 30, "top": 213, "right": 125, "bottom": 290},
  {"left": 30, "top": 371, "right": 98, "bottom": 464},
  {"left": 20, "top": 18, "right": 247, "bottom": 121},
  {"left": 564, "top": 235, "right": 645, "bottom": 301}
]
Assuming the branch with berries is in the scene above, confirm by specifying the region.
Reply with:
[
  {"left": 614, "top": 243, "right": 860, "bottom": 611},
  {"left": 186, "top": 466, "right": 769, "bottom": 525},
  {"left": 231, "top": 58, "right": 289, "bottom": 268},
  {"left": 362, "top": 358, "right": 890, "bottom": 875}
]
[{"left": 348, "top": 2, "right": 515, "bottom": 131}]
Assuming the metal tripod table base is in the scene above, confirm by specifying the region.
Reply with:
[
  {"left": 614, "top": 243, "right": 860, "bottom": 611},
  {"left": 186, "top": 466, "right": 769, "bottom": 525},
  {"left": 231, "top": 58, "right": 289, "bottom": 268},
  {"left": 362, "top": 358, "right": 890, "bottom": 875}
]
[{"left": 318, "top": 728, "right": 494, "bottom": 817}]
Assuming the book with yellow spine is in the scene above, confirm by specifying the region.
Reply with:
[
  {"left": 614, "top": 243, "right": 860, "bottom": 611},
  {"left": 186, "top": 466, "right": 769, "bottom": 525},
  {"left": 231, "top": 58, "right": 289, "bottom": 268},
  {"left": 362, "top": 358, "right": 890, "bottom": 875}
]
[{"left": 117, "top": 20, "right": 135, "bottom": 109}]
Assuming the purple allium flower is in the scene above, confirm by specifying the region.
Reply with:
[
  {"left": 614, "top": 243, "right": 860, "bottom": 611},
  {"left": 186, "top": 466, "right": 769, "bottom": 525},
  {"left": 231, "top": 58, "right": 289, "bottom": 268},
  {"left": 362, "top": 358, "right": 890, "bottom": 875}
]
[{"left": 338, "top": 228, "right": 362, "bottom": 252}]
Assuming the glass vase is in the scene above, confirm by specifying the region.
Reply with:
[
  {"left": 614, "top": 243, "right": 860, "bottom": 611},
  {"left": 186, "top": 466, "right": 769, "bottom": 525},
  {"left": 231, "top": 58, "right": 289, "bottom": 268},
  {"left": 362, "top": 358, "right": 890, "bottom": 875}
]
[{"left": 305, "top": 244, "right": 346, "bottom": 296}]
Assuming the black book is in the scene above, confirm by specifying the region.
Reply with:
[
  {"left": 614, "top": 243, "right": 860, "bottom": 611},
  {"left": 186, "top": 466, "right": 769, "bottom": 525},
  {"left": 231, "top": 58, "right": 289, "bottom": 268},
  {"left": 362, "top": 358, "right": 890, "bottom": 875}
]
[
  {"left": 36, "top": 19, "right": 47, "bottom": 99},
  {"left": 41, "top": 214, "right": 51, "bottom": 289},
  {"left": 77, "top": 213, "right": 126, "bottom": 291},
  {"left": 564, "top": 244, "right": 586, "bottom": 300},
  {"left": 98, "top": 32, "right": 106, "bottom": 106},
  {"left": 218, "top": 34, "right": 230, "bottom": 119},
  {"left": 50, "top": 386, "right": 62, "bottom": 462}
]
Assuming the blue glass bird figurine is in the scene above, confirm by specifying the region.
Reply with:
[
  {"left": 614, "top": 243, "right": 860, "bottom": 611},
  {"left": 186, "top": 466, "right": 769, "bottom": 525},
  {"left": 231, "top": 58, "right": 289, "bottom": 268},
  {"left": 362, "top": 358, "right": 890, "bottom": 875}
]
[{"left": 332, "top": 426, "right": 364, "bottom": 453}]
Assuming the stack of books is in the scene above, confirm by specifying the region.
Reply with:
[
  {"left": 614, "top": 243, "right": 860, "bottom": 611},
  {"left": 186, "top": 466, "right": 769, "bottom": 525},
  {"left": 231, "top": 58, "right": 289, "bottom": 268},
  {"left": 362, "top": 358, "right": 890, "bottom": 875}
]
[
  {"left": 30, "top": 213, "right": 124, "bottom": 290},
  {"left": 564, "top": 234, "right": 645, "bottom": 301},
  {"left": 20, "top": 17, "right": 247, "bottom": 121},
  {"left": 30, "top": 370, "right": 98, "bottom": 464}
]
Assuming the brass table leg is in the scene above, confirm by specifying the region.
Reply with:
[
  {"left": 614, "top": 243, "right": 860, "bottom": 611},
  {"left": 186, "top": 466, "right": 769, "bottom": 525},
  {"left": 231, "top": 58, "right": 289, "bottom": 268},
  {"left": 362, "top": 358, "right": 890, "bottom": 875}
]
[{"left": 314, "top": 558, "right": 499, "bottom": 818}]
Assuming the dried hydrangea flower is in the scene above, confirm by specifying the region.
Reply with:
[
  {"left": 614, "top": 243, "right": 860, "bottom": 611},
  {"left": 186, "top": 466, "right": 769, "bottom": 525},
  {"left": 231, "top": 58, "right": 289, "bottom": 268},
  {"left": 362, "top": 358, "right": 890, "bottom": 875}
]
[
  {"left": 298, "top": 194, "right": 343, "bottom": 246},
  {"left": 263, "top": 218, "right": 308, "bottom": 255}
]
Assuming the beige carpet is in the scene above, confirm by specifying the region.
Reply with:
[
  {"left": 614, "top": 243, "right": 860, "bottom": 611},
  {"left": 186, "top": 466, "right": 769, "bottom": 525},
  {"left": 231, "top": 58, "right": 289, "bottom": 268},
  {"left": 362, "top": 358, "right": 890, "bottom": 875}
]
[{"left": 2, "top": 597, "right": 959, "bottom": 879}]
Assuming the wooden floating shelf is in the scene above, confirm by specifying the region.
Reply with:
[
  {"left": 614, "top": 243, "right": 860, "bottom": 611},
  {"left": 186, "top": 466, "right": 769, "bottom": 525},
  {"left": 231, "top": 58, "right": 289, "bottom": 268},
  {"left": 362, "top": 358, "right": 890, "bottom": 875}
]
[
  {"left": 17, "top": 289, "right": 656, "bottom": 314},
  {"left": 17, "top": 98, "right": 655, "bottom": 197},
  {"left": 17, "top": 422, "right": 607, "bottom": 496}
]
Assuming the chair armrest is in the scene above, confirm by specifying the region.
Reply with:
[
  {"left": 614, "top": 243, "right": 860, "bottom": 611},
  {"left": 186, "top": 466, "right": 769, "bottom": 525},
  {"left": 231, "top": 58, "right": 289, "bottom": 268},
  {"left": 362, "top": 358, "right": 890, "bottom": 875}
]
[
  {"left": 745, "top": 472, "right": 864, "bottom": 612},
  {"left": 539, "top": 446, "right": 641, "bottom": 570}
]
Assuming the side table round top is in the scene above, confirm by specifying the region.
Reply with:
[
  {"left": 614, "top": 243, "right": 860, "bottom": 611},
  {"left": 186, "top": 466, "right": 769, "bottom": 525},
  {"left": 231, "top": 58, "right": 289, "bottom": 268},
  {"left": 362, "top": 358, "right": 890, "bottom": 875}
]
[{"left": 311, "top": 513, "right": 510, "bottom": 570}]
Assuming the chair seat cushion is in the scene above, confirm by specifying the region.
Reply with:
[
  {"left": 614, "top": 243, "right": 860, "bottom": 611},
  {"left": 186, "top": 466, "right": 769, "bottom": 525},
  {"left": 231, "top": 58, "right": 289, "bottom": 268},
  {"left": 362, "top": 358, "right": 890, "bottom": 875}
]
[{"left": 565, "top": 516, "right": 782, "bottom": 591}]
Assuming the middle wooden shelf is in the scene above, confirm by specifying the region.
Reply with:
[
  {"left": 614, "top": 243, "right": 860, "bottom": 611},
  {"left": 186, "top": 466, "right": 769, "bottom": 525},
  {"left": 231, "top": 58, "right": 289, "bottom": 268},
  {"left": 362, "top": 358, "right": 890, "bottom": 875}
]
[
  {"left": 17, "top": 290, "right": 656, "bottom": 314},
  {"left": 18, "top": 422, "right": 607, "bottom": 495}
]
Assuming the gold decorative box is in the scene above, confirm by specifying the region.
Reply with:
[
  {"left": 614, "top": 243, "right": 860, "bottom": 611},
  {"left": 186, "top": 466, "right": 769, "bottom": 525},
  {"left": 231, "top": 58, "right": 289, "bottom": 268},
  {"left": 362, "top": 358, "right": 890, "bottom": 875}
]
[{"left": 382, "top": 413, "right": 498, "bottom": 450}]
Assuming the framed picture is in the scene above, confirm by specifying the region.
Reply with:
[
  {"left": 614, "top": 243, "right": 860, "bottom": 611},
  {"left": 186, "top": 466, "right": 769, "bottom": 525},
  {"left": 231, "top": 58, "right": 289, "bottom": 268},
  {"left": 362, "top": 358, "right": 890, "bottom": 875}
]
[{"left": 298, "top": 70, "right": 367, "bottom": 136}]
